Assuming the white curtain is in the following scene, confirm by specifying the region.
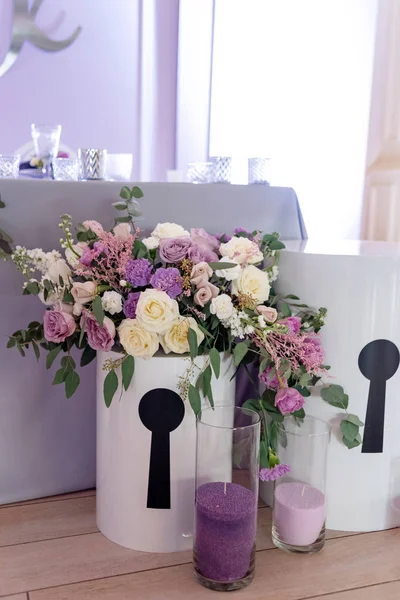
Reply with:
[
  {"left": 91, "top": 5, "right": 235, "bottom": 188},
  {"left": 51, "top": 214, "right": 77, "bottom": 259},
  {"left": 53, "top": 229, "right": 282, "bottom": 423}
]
[{"left": 207, "top": 0, "right": 378, "bottom": 239}]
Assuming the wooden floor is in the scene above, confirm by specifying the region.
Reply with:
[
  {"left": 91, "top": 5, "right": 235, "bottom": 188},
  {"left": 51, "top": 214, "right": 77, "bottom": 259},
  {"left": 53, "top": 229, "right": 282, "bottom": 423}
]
[{"left": 0, "top": 490, "right": 398, "bottom": 599}]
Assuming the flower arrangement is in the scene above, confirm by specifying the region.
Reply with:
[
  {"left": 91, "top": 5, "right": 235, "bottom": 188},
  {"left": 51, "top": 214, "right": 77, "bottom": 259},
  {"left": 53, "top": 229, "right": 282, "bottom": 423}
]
[{"left": 7, "top": 185, "right": 363, "bottom": 477}]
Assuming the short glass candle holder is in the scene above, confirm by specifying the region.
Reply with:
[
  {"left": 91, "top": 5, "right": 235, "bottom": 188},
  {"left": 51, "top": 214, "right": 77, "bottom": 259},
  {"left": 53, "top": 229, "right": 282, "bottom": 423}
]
[
  {"left": 53, "top": 158, "right": 79, "bottom": 181},
  {"left": 210, "top": 156, "right": 232, "bottom": 183},
  {"left": 272, "top": 416, "right": 331, "bottom": 554},
  {"left": 193, "top": 406, "right": 260, "bottom": 592},
  {"left": 78, "top": 148, "right": 107, "bottom": 180},
  {"left": 31, "top": 124, "right": 62, "bottom": 178},
  {"left": 187, "top": 161, "right": 212, "bottom": 184},
  {"left": 0, "top": 154, "right": 20, "bottom": 178},
  {"left": 248, "top": 157, "right": 271, "bottom": 184}
]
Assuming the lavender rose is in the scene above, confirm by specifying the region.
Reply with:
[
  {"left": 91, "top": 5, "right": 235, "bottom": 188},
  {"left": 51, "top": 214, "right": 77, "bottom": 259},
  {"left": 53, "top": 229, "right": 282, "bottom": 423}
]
[
  {"left": 187, "top": 244, "right": 218, "bottom": 264},
  {"left": 44, "top": 310, "right": 76, "bottom": 343},
  {"left": 83, "top": 312, "right": 115, "bottom": 351},
  {"left": 275, "top": 387, "right": 305, "bottom": 415},
  {"left": 159, "top": 237, "right": 192, "bottom": 263},
  {"left": 190, "top": 228, "right": 219, "bottom": 251}
]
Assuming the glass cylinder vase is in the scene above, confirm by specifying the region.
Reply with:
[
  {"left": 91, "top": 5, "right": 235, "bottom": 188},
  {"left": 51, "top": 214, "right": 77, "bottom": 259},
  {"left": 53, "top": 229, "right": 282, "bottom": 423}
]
[
  {"left": 31, "top": 124, "right": 61, "bottom": 178},
  {"left": 193, "top": 406, "right": 260, "bottom": 592},
  {"left": 272, "top": 416, "right": 330, "bottom": 554}
]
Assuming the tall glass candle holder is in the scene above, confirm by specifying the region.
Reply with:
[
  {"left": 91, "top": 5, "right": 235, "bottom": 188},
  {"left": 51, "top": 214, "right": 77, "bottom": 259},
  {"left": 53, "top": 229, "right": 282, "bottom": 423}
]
[
  {"left": 194, "top": 406, "right": 260, "bottom": 592},
  {"left": 272, "top": 416, "right": 330, "bottom": 554},
  {"left": 248, "top": 157, "right": 271, "bottom": 184},
  {"left": 31, "top": 124, "right": 61, "bottom": 178}
]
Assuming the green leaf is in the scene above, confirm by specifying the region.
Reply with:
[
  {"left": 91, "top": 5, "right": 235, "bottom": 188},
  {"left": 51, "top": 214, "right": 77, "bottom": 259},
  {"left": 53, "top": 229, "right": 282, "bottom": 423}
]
[
  {"left": 53, "top": 368, "right": 67, "bottom": 385},
  {"left": 133, "top": 239, "right": 148, "bottom": 257},
  {"left": 242, "top": 398, "right": 260, "bottom": 413},
  {"left": 280, "top": 302, "right": 292, "bottom": 317},
  {"left": 294, "top": 385, "right": 311, "bottom": 397},
  {"left": 17, "top": 345, "right": 25, "bottom": 357},
  {"left": 299, "top": 372, "right": 312, "bottom": 387},
  {"left": 115, "top": 215, "right": 132, "bottom": 224},
  {"left": 209, "top": 348, "right": 220, "bottom": 379},
  {"left": 32, "top": 341, "right": 40, "bottom": 361},
  {"left": 81, "top": 344, "right": 96, "bottom": 367},
  {"left": 321, "top": 384, "right": 349, "bottom": 410},
  {"left": 6, "top": 338, "right": 16, "bottom": 348},
  {"left": 208, "top": 261, "right": 237, "bottom": 270},
  {"left": 63, "top": 291, "right": 74, "bottom": 303},
  {"left": 292, "top": 408, "right": 305, "bottom": 419},
  {"left": 263, "top": 233, "right": 276, "bottom": 243},
  {"left": 195, "top": 370, "right": 204, "bottom": 391},
  {"left": 188, "top": 384, "right": 201, "bottom": 416},
  {"left": 285, "top": 294, "right": 300, "bottom": 300},
  {"left": 260, "top": 440, "right": 269, "bottom": 468},
  {"left": 203, "top": 365, "right": 212, "bottom": 397},
  {"left": 122, "top": 355, "right": 135, "bottom": 391},
  {"left": 0, "top": 199, "right": 5, "bottom": 208},
  {"left": 269, "top": 240, "right": 285, "bottom": 250},
  {"left": 104, "top": 370, "right": 118, "bottom": 408},
  {"left": 345, "top": 414, "right": 364, "bottom": 428},
  {"left": 26, "top": 282, "right": 40, "bottom": 295},
  {"left": 188, "top": 328, "right": 198, "bottom": 360},
  {"left": 340, "top": 419, "right": 359, "bottom": 442},
  {"left": 112, "top": 201, "right": 128, "bottom": 210},
  {"left": 343, "top": 433, "right": 361, "bottom": 449},
  {"left": 233, "top": 342, "right": 249, "bottom": 367},
  {"left": 207, "top": 384, "right": 214, "bottom": 408},
  {"left": 61, "top": 355, "right": 76, "bottom": 371},
  {"left": 120, "top": 186, "right": 131, "bottom": 200},
  {"left": 127, "top": 200, "right": 142, "bottom": 217},
  {"left": 130, "top": 185, "right": 144, "bottom": 199},
  {"left": 65, "top": 370, "right": 80, "bottom": 399},
  {"left": 92, "top": 296, "right": 104, "bottom": 326},
  {"left": 46, "top": 345, "right": 62, "bottom": 370}
]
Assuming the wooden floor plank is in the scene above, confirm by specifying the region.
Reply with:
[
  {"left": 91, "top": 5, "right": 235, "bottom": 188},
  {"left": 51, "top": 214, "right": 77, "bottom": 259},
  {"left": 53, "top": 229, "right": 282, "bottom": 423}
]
[
  {"left": 29, "top": 530, "right": 400, "bottom": 600},
  {"left": 1, "top": 490, "right": 95, "bottom": 509},
  {"left": 0, "top": 496, "right": 97, "bottom": 547},
  {"left": 308, "top": 581, "right": 400, "bottom": 599}
]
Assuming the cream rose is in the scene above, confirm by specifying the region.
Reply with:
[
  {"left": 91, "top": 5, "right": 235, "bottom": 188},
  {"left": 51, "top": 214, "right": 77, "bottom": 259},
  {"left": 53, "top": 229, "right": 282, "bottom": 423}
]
[
  {"left": 219, "top": 236, "right": 263, "bottom": 265},
  {"left": 210, "top": 294, "right": 234, "bottom": 321},
  {"left": 118, "top": 319, "right": 159, "bottom": 359},
  {"left": 142, "top": 236, "right": 159, "bottom": 250},
  {"left": 71, "top": 281, "right": 97, "bottom": 305},
  {"left": 160, "top": 316, "right": 204, "bottom": 355},
  {"left": 135, "top": 289, "right": 179, "bottom": 334},
  {"left": 151, "top": 222, "right": 190, "bottom": 239},
  {"left": 231, "top": 265, "right": 270, "bottom": 303}
]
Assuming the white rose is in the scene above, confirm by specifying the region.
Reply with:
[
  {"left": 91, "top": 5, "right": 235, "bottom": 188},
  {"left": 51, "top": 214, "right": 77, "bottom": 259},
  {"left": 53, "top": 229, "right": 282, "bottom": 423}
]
[
  {"left": 219, "top": 236, "right": 263, "bottom": 265},
  {"left": 65, "top": 243, "right": 87, "bottom": 267},
  {"left": 160, "top": 316, "right": 204, "bottom": 354},
  {"left": 151, "top": 222, "right": 190, "bottom": 239},
  {"left": 231, "top": 265, "right": 270, "bottom": 303},
  {"left": 142, "top": 236, "right": 159, "bottom": 250},
  {"left": 118, "top": 319, "right": 159, "bottom": 359},
  {"left": 135, "top": 289, "right": 179, "bottom": 334},
  {"left": 101, "top": 291, "right": 123, "bottom": 315},
  {"left": 71, "top": 281, "right": 97, "bottom": 305},
  {"left": 46, "top": 259, "right": 72, "bottom": 284},
  {"left": 210, "top": 294, "right": 234, "bottom": 321},
  {"left": 215, "top": 258, "right": 241, "bottom": 281},
  {"left": 113, "top": 223, "right": 131, "bottom": 241}
]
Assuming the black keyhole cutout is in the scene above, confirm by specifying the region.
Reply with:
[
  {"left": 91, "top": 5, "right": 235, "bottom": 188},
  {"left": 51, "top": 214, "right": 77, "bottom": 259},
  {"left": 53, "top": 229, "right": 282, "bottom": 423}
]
[
  {"left": 138, "top": 388, "right": 185, "bottom": 509},
  {"left": 358, "top": 339, "right": 399, "bottom": 453}
]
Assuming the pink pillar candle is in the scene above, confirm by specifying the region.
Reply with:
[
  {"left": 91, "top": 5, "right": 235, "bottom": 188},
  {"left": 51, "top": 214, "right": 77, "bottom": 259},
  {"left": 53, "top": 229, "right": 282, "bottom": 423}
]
[{"left": 274, "top": 482, "right": 325, "bottom": 546}]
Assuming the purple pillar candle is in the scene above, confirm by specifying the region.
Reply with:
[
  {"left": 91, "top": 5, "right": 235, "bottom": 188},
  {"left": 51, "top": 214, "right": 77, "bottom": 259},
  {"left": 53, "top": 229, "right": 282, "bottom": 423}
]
[
  {"left": 194, "top": 481, "right": 257, "bottom": 582},
  {"left": 274, "top": 482, "right": 325, "bottom": 546}
]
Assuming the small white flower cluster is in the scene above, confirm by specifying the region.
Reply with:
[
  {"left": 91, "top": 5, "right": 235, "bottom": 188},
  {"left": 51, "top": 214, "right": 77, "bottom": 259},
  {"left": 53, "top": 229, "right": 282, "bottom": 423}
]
[
  {"left": 268, "top": 265, "right": 279, "bottom": 283},
  {"left": 221, "top": 309, "right": 250, "bottom": 339},
  {"left": 29, "top": 248, "right": 62, "bottom": 273}
]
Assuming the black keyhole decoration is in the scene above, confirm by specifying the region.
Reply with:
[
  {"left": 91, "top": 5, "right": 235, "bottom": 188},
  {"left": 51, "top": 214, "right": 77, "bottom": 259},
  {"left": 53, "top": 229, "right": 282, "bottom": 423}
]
[
  {"left": 138, "top": 388, "right": 185, "bottom": 509},
  {"left": 358, "top": 339, "right": 400, "bottom": 454}
]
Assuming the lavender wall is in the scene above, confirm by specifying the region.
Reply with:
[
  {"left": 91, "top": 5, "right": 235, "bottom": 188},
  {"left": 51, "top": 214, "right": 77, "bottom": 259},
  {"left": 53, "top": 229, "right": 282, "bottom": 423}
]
[{"left": 0, "top": 0, "right": 141, "bottom": 156}]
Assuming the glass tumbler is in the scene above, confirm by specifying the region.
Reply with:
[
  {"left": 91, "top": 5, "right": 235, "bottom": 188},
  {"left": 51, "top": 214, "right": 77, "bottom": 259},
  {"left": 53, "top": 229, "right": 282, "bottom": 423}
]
[
  {"left": 187, "top": 162, "right": 213, "bottom": 184},
  {"left": 272, "top": 416, "right": 331, "bottom": 554},
  {"left": 0, "top": 154, "right": 20, "bottom": 178},
  {"left": 53, "top": 158, "right": 79, "bottom": 181},
  {"left": 248, "top": 157, "right": 271, "bottom": 184},
  {"left": 78, "top": 149, "right": 107, "bottom": 180},
  {"left": 194, "top": 406, "right": 260, "bottom": 592},
  {"left": 210, "top": 156, "right": 232, "bottom": 183},
  {"left": 31, "top": 124, "right": 62, "bottom": 178}
]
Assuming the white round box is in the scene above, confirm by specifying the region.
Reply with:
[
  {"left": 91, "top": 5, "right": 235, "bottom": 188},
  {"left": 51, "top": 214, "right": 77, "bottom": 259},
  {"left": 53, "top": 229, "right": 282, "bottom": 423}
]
[
  {"left": 96, "top": 351, "right": 235, "bottom": 552},
  {"left": 276, "top": 240, "right": 400, "bottom": 532}
]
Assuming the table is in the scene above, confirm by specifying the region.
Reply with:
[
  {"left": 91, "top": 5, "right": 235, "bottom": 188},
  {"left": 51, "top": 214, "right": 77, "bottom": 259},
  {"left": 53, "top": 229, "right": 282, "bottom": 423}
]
[
  {"left": 0, "top": 180, "right": 306, "bottom": 504},
  {"left": 0, "top": 490, "right": 398, "bottom": 599}
]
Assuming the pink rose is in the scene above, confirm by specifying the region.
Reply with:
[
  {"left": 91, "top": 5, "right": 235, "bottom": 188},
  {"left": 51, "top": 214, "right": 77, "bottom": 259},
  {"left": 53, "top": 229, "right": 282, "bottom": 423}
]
[
  {"left": 187, "top": 244, "right": 218, "bottom": 264},
  {"left": 82, "top": 220, "right": 104, "bottom": 237},
  {"left": 159, "top": 237, "right": 193, "bottom": 263},
  {"left": 113, "top": 223, "right": 131, "bottom": 241},
  {"left": 82, "top": 312, "right": 115, "bottom": 351},
  {"left": 190, "top": 228, "right": 219, "bottom": 252},
  {"left": 71, "top": 282, "right": 97, "bottom": 305},
  {"left": 275, "top": 387, "right": 305, "bottom": 415},
  {"left": 44, "top": 310, "right": 76, "bottom": 343},
  {"left": 194, "top": 282, "right": 219, "bottom": 306},
  {"left": 256, "top": 305, "right": 278, "bottom": 323},
  {"left": 259, "top": 366, "right": 285, "bottom": 390},
  {"left": 190, "top": 262, "right": 213, "bottom": 286}
]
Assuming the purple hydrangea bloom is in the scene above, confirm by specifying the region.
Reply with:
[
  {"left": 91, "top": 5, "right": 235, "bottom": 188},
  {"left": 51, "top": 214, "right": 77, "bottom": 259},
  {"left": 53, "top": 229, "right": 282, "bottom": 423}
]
[
  {"left": 123, "top": 291, "right": 141, "bottom": 318},
  {"left": 150, "top": 267, "right": 183, "bottom": 299},
  {"left": 233, "top": 227, "right": 250, "bottom": 236},
  {"left": 125, "top": 258, "right": 152, "bottom": 287},
  {"left": 259, "top": 464, "right": 291, "bottom": 482}
]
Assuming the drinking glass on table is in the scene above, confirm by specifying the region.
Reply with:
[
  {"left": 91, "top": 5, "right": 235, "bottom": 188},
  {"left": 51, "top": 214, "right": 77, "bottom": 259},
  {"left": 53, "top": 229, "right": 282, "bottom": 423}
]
[
  {"left": 31, "top": 124, "right": 62, "bottom": 178},
  {"left": 0, "top": 154, "right": 20, "bottom": 178},
  {"left": 272, "top": 416, "right": 330, "bottom": 553}
]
